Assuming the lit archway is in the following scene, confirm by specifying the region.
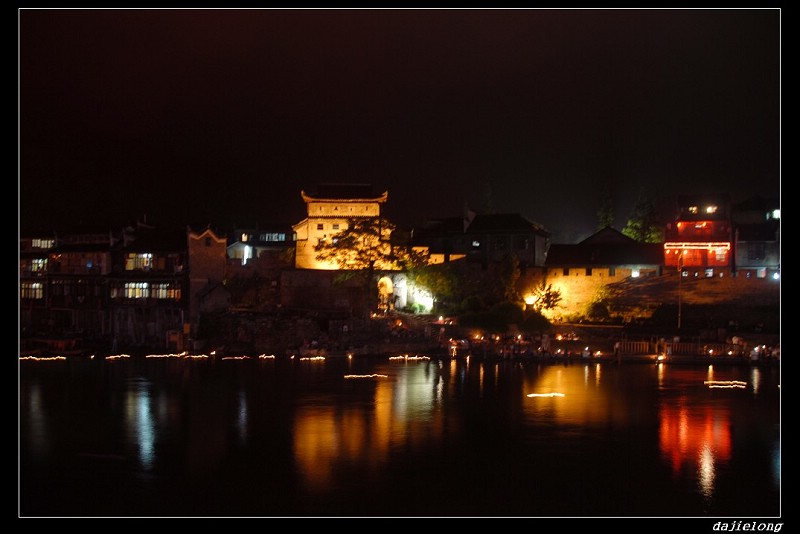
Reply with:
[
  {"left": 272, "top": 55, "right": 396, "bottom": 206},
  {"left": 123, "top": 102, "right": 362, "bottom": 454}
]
[{"left": 378, "top": 276, "right": 394, "bottom": 311}]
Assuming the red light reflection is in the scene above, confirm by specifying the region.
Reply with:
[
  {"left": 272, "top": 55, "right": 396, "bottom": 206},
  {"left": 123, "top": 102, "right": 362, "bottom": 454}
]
[{"left": 659, "top": 398, "right": 732, "bottom": 476}]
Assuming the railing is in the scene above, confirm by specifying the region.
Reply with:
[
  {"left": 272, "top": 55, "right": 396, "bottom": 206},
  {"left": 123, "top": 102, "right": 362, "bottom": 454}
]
[
  {"left": 618, "top": 341, "right": 651, "bottom": 354},
  {"left": 618, "top": 340, "right": 747, "bottom": 357}
]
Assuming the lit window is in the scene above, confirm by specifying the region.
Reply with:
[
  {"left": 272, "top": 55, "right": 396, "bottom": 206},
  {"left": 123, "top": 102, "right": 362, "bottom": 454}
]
[
  {"left": 32, "top": 238, "right": 55, "bottom": 249},
  {"left": 151, "top": 283, "right": 181, "bottom": 300},
  {"left": 241, "top": 233, "right": 248, "bottom": 242},
  {"left": 631, "top": 269, "right": 640, "bottom": 278},
  {"left": 125, "top": 253, "right": 153, "bottom": 271},
  {"left": 688, "top": 206, "right": 698, "bottom": 214},
  {"left": 769, "top": 209, "right": 780, "bottom": 220},
  {"left": 124, "top": 282, "right": 150, "bottom": 299},
  {"left": 31, "top": 258, "right": 47, "bottom": 272},
  {"left": 20, "top": 282, "right": 44, "bottom": 299},
  {"left": 705, "top": 205, "right": 717, "bottom": 214},
  {"left": 260, "top": 233, "right": 286, "bottom": 242},
  {"left": 472, "top": 240, "right": 480, "bottom": 248}
]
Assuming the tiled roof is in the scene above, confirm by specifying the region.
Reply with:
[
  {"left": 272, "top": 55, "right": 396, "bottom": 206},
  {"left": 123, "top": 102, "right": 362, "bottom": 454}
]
[
  {"left": 546, "top": 242, "right": 664, "bottom": 266},
  {"left": 578, "top": 226, "right": 636, "bottom": 245}
]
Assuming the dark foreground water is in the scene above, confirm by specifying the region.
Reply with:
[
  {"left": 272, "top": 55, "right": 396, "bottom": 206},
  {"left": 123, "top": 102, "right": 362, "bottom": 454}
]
[{"left": 19, "top": 355, "right": 781, "bottom": 518}]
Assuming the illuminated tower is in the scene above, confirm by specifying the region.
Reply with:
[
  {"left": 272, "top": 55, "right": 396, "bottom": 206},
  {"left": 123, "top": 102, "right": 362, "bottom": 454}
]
[{"left": 292, "top": 183, "right": 388, "bottom": 270}]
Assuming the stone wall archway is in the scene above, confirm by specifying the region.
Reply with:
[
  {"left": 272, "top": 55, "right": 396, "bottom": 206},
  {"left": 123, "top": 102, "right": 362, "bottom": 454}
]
[{"left": 377, "top": 276, "right": 394, "bottom": 311}]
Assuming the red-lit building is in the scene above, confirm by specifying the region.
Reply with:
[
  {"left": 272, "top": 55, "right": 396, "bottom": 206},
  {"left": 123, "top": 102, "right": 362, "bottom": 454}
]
[{"left": 663, "top": 194, "right": 733, "bottom": 272}]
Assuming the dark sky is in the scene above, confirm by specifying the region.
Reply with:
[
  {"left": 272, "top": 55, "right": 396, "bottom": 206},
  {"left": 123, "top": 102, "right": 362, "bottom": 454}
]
[{"left": 19, "top": 8, "right": 780, "bottom": 242}]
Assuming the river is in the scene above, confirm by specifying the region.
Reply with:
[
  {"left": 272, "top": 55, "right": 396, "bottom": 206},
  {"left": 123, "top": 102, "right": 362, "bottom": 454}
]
[{"left": 19, "top": 354, "right": 781, "bottom": 519}]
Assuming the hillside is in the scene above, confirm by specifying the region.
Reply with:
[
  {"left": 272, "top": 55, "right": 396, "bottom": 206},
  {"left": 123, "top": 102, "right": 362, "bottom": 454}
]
[{"left": 604, "top": 270, "right": 780, "bottom": 332}]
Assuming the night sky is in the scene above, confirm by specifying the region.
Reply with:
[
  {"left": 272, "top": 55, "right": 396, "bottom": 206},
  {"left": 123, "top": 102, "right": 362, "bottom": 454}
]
[{"left": 19, "top": 8, "right": 780, "bottom": 242}]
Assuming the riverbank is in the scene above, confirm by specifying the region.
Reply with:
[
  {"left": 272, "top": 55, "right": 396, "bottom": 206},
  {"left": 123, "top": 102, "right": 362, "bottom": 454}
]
[{"left": 20, "top": 346, "right": 780, "bottom": 369}]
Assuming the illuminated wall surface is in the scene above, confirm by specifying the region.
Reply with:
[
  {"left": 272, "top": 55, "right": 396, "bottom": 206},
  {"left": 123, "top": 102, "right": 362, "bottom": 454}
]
[
  {"left": 525, "top": 265, "right": 779, "bottom": 322},
  {"left": 294, "top": 191, "right": 388, "bottom": 270},
  {"left": 525, "top": 267, "right": 658, "bottom": 320}
]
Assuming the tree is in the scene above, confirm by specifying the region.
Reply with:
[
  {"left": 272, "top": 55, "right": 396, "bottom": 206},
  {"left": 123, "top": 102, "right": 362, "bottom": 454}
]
[
  {"left": 407, "top": 262, "right": 460, "bottom": 314},
  {"left": 528, "top": 280, "right": 562, "bottom": 313},
  {"left": 586, "top": 285, "right": 612, "bottom": 322},
  {"left": 622, "top": 193, "right": 664, "bottom": 243},
  {"left": 314, "top": 217, "right": 428, "bottom": 315},
  {"left": 520, "top": 309, "right": 551, "bottom": 333},
  {"left": 597, "top": 189, "right": 615, "bottom": 230},
  {"left": 497, "top": 252, "right": 521, "bottom": 303}
]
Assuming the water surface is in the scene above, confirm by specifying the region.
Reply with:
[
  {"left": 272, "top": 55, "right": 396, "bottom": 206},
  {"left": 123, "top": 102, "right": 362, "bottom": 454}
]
[{"left": 19, "top": 356, "right": 781, "bottom": 518}]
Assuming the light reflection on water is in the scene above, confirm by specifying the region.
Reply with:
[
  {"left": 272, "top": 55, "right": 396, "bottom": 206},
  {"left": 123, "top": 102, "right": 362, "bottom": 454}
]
[
  {"left": 293, "top": 361, "right": 447, "bottom": 494},
  {"left": 658, "top": 398, "right": 731, "bottom": 482},
  {"left": 23, "top": 383, "right": 50, "bottom": 461},
  {"left": 19, "top": 357, "right": 780, "bottom": 517},
  {"left": 236, "top": 390, "right": 248, "bottom": 445},
  {"left": 125, "top": 378, "right": 155, "bottom": 472}
]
